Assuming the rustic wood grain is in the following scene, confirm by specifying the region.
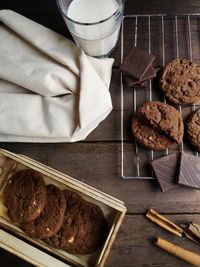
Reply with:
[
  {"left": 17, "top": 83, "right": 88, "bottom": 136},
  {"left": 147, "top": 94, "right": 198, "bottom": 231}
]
[
  {"left": 1, "top": 0, "right": 200, "bottom": 266},
  {"left": 125, "top": 0, "right": 200, "bottom": 15},
  {"left": 107, "top": 214, "right": 200, "bottom": 267}
]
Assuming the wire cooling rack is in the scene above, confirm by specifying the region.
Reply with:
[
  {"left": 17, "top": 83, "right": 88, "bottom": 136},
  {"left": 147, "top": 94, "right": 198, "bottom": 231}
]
[{"left": 121, "top": 14, "right": 200, "bottom": 179}]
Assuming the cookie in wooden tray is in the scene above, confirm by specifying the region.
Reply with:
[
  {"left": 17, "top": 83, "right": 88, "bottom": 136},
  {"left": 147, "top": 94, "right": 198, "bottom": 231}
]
[
  {"left": 45, "top": 190, "right": 107, "bottom": 255},
  {"left": 160, "top": 58, "right": 200, "bottom": 104},
  {"left": 186, "top": 108, "right": 200, "bottom": 151},
  {"left": 4, "top": 169, "right": 46, "bottom": 223},
  {"left": 23, "top": 184, "right": 66, "bottom": 239},
  {"left": 4, "top": 167, "right": 107, "bottom": 255},
  {"left": 0, "top": 149, "right": 126, "bottom": 267}
]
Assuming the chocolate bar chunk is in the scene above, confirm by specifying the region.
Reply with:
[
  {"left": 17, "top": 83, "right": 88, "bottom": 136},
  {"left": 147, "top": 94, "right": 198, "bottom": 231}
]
[
  {"left": 139, "top": 65, "right": 157, "bottom": 81},
  {"left": 123, "top": 74, "right": 148, "bottom": 88},
  {"left": 120, "top": 46, "right": 155, "bottom": 80},
  {"left": 178, "top": 153, "right": 200, "bottom": 189},
  {"left": 124, "top": 65, "right": 158, "bottom": 88},
  {"left": 151, "top": 153, "right": 180, "bottom": 192}
]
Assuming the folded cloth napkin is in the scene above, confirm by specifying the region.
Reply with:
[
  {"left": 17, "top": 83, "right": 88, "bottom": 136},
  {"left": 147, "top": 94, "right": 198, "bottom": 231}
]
[{"left": 0, "top": 10, "right": 114, "bottom": 142}]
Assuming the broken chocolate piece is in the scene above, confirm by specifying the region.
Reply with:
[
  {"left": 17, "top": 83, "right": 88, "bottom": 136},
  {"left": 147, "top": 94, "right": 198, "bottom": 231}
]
[
  {"left": 139, "top": 65, "right": 157, "bottom": 82},
  {"left": 124, "top": 65, "right": 158, "bottom": 87},
  {"left": 124, "top": 74, "right": 148, "bottom": 87},
  {"left": 178, "top": 153, "right": 200, "bottom": 189},
  {"left": 120, "top": 46, "right": 155, "bottom": 80},
  {"left": 151, "top": 153, "right": 180, "bottom": 192}
]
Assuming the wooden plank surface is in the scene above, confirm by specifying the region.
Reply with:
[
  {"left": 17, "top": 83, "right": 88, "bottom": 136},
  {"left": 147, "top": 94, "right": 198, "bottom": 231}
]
[
  {"left": 106, "top": 214, "right": 200, "bottom": 267},
  {"left": 1, "top": 0, "right": 200, "bottom": 267}
]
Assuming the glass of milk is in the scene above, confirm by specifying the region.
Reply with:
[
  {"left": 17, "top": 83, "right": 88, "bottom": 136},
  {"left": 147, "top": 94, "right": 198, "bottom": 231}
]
[{"left": 57, "top": 0, "right": 124, "bottom": 57}]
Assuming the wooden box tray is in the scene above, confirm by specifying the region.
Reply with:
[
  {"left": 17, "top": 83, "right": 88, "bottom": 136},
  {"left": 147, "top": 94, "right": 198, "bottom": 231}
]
[{"left": 0, "top": 149, "right": 126, "bottom": 267}]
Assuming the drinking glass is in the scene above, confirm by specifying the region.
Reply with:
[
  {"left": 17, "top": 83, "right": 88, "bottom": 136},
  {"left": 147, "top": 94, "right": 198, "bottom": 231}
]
[{"left": 57, "top": 0, "right": 124, "bottom": 57}]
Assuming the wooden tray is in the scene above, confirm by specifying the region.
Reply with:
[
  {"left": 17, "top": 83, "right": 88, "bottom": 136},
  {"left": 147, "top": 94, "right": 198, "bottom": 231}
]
[{"left": 0, "top": 149, "right": 126, "bottom": 267}]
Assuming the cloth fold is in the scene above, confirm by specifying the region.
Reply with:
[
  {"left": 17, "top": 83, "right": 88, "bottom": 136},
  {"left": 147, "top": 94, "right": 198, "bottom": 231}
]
[{"left": 0, "top": 10, "right": 114, "bottom": 142}]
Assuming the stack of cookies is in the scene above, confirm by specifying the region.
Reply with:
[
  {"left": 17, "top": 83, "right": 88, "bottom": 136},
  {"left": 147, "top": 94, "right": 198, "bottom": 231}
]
[{"left": 4, "top": 169, "right": 107, "bottom": 255}]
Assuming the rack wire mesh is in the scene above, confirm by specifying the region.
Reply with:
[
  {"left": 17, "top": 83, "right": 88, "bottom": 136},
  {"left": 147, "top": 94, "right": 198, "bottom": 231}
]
[{"left": 121, "top": 14, "right": 200, "bottom": 179}]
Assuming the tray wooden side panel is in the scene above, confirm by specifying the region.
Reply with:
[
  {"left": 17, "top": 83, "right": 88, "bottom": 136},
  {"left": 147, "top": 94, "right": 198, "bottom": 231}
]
[{"left": 0, "top": 229, "right": 70, "bottom": 267}]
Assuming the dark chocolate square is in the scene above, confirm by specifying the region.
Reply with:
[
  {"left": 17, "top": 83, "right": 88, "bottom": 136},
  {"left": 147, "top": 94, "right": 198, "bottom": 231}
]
[
  {"left": 178, "top": 153, "right": 200, "bottom": 189},
  {"left": 151, "top": 152, "right": 180, "bottom": 192},
  {"left": 120, "top": 46, "right": 155, "bottom": 80}
]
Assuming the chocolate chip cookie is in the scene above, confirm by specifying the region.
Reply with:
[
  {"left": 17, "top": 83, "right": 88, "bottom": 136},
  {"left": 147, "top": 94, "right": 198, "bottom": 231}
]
[
  {"left": 45, "top": 191, "right": 107, "bottom": 254},
  {"left": 186, "top": 108, "right": 200, "bottom": 151},
  {"left": 132, "top": 112, "right": 174, "bottom": 150},
  {"left": 160, "top": 59, "right": 200, "bottom": 104},
  {"left": 4, "top": 169, "right": 46, "bottom": 223},
  {"left": 139, "top": 101, "right": 184, "bottom": 144},
  {"left": 23, "top": 184, "right": 66, "bottom": 239}
]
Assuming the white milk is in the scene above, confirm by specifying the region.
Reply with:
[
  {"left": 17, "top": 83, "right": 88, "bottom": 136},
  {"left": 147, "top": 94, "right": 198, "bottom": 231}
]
[{"left": 67, "top": 0, "right": 122, "bottom": 57}]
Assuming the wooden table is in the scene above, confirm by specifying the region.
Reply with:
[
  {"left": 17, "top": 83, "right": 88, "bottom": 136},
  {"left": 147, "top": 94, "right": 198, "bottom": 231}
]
[{"left": 1, "top": 1, "right": 200, "bottom": 266}]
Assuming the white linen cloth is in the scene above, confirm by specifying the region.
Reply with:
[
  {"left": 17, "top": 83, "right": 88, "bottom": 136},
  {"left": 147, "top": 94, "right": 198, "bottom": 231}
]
[{"left": 0, "top": 10, "right": 114, "bottom": 142}]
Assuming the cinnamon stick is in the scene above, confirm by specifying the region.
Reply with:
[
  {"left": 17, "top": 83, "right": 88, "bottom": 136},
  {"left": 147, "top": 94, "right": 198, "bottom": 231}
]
[
  {"left": 181, "top": 222, "right": 200, "bottom": 245},
  {"left": 155, "top": 237, "right": 200, "bottom": 267},
  {"left": 181, "top": 224, "right": 200, "bottom": 245},
  {"left": 146, "top": 209, "right": 183, "bottom": 237}
]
